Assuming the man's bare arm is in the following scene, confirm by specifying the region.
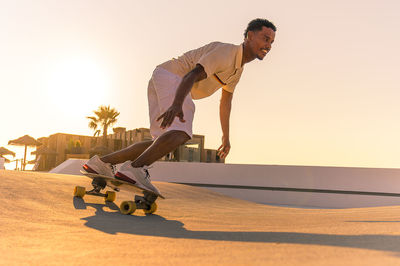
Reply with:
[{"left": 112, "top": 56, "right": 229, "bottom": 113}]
[
  {"left": 157, "top": 64, "right": 207, "bottom": 129},
  {"left": 217, "top": 89, "right": 233, "bottom": 159}
]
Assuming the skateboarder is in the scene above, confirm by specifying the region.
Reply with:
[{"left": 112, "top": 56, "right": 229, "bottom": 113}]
[{"left": 83, "top": 18, "right": 276, "bottom": 193}]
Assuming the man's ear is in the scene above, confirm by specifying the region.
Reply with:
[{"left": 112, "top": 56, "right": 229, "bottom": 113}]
[{"left": 246, "top": 30, "right": 254, "bottom": 40}]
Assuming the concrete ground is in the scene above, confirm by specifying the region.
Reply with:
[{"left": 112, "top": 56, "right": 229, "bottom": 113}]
[{"left": 1, "top": 170, "right": 400, "bottom": 265}]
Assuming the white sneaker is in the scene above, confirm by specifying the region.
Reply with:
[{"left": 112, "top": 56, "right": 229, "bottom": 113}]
[
  {"left": 115, "top": 161, "right": 161, "bottom": 195},
  {"left": 83, "top": 155, "right": 115, "bottom": 177}
]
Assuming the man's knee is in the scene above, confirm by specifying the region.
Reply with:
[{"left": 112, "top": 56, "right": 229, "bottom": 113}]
[{"left": 169, "top": 130, "right": 191, "bottom": 144}]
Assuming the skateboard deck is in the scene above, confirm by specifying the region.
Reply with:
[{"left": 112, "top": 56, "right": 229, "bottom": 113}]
[
  {"left": 79, "top": 170, "right": 165, "bottom": 199},
  {"left": 73, "top": 170, "right": 164, "bottom": 215}
]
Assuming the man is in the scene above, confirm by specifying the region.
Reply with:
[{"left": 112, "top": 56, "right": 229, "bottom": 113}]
[{"left": 83, "top": 18, "right": 276, "bottom": 194}]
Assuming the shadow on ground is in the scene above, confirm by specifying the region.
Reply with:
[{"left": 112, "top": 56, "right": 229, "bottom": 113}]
[{"left": 73, "top": 197, "right": 400, "bottom": 255}]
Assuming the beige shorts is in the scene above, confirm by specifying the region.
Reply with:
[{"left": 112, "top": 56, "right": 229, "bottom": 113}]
[{"left": 147, "top": 67, "right": 195, "bottom": 140}]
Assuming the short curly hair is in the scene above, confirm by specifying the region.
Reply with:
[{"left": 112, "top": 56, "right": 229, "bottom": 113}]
[{"left": 244, "top": 18, "right": 277, "bottom": 38}]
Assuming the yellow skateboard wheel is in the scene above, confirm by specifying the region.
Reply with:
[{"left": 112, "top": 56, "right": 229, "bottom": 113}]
[
  {"left": 74, "top": 186, "right": 86, "bottom": 198},
  {"left": 120, "top": 201, "right": 136, "bottom": 215},
  {"left": 105, "top": 191, "right": 116, "bottom": 202},
  {"left": 143, "top": 202, "right": 157, "bottom": 214}
]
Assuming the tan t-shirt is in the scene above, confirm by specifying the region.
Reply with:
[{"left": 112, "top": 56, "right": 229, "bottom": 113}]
[{"left": 158, "top": 42, "right": 244, "bottom": 100}]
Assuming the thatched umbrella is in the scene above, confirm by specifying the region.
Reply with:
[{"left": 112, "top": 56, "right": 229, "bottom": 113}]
[
  {"left": 0, "top": 147, "right": 16, "bottom": 157},
  {"left": 0, "top": 147, "right": 15, "bottom": 167},
  {"left": 8, "top": 135, "right": 42, "bottom": 170}
]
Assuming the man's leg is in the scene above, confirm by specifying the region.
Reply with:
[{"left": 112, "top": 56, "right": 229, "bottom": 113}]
[
  {"left": 100, "top": 140, "right": 154, "bottom": 165},
  {"left": 132, "top": 130, "right": 190, "bottom": 167},
  {"left": 113, "top": 130, "right": 189, "bottom": 194}
]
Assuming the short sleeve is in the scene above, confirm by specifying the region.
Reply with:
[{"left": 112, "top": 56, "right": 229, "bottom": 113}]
[
  {"left": 223, "top": 84, "right": 235, "bottom": 94},
  {"left": 197, "top": 44, "right": 235, "bottom": 78},
  {"left": 223, "top": 68, "right": 243, "bottom": 94}
]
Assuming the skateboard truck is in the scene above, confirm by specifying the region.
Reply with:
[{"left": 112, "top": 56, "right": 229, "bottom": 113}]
[
  {"left": 134, "top": 191, "right": 158, "bottom": 210},
  {"left": 90, "top": 177, "right": 120, "bottom": 192},
  {"left": 74, "top": 177, "right": 117, "bottom": 202},
  {"left": 119, "top": 191, "right": 158, "bottom": 215},
  {"left": 85, "top": 178, "right": 119, "bottom": 197}
]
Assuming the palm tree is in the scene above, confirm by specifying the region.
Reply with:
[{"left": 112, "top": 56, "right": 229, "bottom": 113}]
[{"left": 87, "top": 105, "right": 120, "bottom": 147}]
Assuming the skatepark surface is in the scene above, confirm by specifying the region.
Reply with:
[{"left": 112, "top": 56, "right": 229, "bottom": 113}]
[{"left": 2, "top": 170, "right": 400, "bottom": 265}]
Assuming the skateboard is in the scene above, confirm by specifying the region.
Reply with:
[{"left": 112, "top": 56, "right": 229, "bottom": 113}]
[{"left": 73, "top": 170, "right": 164, "bottom": 215}]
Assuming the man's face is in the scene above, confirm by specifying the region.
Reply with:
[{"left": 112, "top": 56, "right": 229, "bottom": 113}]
[{"left": 247, "top": 26, "right": 275, "bottom": 60}]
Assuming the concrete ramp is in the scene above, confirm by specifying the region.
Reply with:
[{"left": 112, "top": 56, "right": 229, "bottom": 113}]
[
  {"left": 49, "top": 158, "right": 86, "bottom": 175},
  {"left": 2, "top": 170, "right": 400, "bottom": 265},
  {"left": 50, "top": 160, "right": 400, "bottom": 209}
]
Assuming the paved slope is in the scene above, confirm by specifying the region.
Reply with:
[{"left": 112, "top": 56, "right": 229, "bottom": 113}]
[{"left": 1, "top": 170, "right": 400, "bottom": 265}]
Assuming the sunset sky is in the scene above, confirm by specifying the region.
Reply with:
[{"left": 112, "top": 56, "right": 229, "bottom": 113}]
[{"left": 1, "top": 0, "right": 400, "bottom": 169}]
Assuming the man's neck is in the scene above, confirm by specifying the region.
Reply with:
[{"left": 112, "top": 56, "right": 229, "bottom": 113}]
[{"left": 241, "top": 42, "right": 256, "bottom": 67}]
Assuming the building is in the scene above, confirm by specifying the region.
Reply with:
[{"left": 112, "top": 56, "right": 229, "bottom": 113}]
[{"left": 34, "top": 128, "right": 224, "bottom": 171}]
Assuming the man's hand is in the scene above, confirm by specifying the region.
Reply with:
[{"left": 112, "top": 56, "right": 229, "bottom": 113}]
[
  {"left": 157, "top": 64, "right": 206, "bottom": 130},
  {"left": 157, "top": 104, "right": 186, "bottom": 129},
  {"left": 217, "top": 136, "right": 231, "bottom": 159}
]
